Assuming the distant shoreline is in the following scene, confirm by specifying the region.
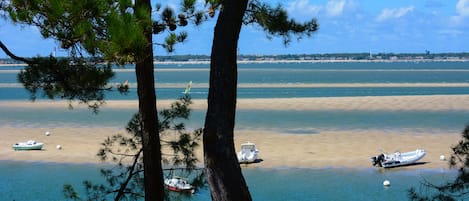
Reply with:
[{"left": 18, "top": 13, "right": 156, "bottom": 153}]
[{"left": 0, "top": 58, "right": 468, "bottom": 67}]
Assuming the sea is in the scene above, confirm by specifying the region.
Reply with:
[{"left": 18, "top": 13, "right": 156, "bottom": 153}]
[{"left": 1, "top": 61, "right": 468, "bottom": 200}]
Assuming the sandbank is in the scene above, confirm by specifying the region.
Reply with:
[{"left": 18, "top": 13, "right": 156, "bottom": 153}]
[
  {"left": 0, "top": 126, "right": 460, "bottom": 170},
  {"left": 2, "top": 95, "right": 469, "bottom": 111},
  {"left": 0, "top": 95, "right": 467, "bottom": 169}
]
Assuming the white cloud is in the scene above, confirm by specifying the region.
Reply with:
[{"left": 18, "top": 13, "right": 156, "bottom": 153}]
[
  {"left": 326, "top": 0, "right": 346, "bottom": 17},
  {"left": 287, "top": 0, "right": 321, "bottom": 19},
  {"left": 450, "top": 0, "right": 469, "bottom": 26},
  {"left": 456, "top": 0, "right": 469, "bottom": 16},
  {"left": 376, "top": 6, "right": 414, "bottom": 22}
]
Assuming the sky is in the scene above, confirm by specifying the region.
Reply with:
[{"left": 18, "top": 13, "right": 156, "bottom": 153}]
[{"left": 1, "top": 0, "right": 468, "bottom": 57}]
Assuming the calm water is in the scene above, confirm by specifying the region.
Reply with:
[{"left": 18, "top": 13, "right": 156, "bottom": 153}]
[
  {"left": 1, "top": 62, "right": 467, "bottom": 200},
  {"left": 0, "top": 160, "right": 457, "bottom": 201}
]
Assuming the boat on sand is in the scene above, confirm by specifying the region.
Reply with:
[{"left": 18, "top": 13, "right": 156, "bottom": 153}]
[
  {"left": 237, "top": 142, "right": 259, "bottom": 164},
  {"left": 164, "top": 176, "right": 195, "bottom": 194},
  {"left": 371, "top": 149, "right": 426, "bottom": 168},
  {"left": 12, "top": 140, "right": 44, "bottom": 151}
]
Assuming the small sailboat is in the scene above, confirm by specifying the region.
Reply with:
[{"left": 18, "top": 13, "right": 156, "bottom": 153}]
[
  {"left": 371, "top": 149, "right": 426, "bottom": 168},
  {"left": 183, "top": 80, "right": 192, "bottom": 94}
]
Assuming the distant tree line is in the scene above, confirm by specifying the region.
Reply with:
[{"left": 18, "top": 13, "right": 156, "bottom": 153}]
[
  {"left": 152, "top": 52, "right": 469, "bottom": 62},
  {"left": 2, "top": 52, "right": 469, "bottom": 64}
]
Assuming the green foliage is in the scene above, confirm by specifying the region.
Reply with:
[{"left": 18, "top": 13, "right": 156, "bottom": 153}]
[
  {"left": 17, "top": 56, "right": 114, "bottom": 112},
  {"left": 244, "top": 0, "right": 319, "bottom": 45},
  {"left": 4, "top": 0, "right": 214, "bottom": 62},
  {"left": 64, "top": 94, "right": 204, "bottom": 201},
  {"left": 408, "top": 124, "right": 469, "bottom": 201}
]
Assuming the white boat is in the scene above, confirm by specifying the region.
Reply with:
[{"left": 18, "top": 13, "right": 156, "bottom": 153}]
[
  {"left": 237, "top": 142, "right": 259, "bottom": 164},
  {"left": 164, "top": 176, "right": 195, "bottom": 194},
  {"left": 12, "top": 140, "right": 44, "bottom": 151},
  {"left": 371, "top": 149, "right": 426, "bottom": 168}
]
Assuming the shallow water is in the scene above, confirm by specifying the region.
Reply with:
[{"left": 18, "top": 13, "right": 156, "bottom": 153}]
[
  {"left": 0, "top": 160, "right": 457, "bottom": 201},
  {"left": 2, "top": 62, "right": 469, "bottom": 100},
  {"left": 1, "top": 62, "right": 467, "bottom": 200}
]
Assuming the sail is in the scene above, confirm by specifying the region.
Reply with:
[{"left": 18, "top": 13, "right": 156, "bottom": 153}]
[{"left": 184, "top": 80, "right": 192, "bottom": 94}]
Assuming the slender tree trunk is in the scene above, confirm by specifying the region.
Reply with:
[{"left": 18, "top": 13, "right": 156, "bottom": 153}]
[
  {"left": 203, "top": 0, "right": 252, "bottom": 200},
  {"left": 135, "top": 0, "right": 164, "bottom": 200}
]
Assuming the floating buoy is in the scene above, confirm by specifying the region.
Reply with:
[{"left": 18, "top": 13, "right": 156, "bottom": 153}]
[
  {"left": 383, "top": 180, "right": 391, "bottom": 187},
  {"left": 56, "top": 145, "right": 62, "bottom": 150},
  {"left": 45, "top": 131, "right": 50, "bottom": 136}
]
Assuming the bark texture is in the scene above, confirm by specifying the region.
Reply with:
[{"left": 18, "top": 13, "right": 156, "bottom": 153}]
[
  {"left": 135, "top": 0, "right": 164, "bottom": 200},
  {"left": 203, "top": 0, "right": 252, "bottom": 200}
]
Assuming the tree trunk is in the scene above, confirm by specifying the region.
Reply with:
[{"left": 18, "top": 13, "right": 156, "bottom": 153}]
[
  {"left": 203, "top": 0, "right": 252, "bottom": 200},
  {"left": 135, "top": 0, "right": 164, "bottom": 200}
]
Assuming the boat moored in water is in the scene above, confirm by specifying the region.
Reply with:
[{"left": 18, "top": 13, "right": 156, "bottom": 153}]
[{"left": 164, "top": 176, "right": 195, "bottom": 194}]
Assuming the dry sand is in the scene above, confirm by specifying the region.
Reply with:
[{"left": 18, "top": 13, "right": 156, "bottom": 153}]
[
  {"left": 0, "top": 127, "right": 460, "bottom": 170},
  {"left": 2, "top": 94, "right": 469, "bottom": 111},
  {"left": 1, "top": 95, "right": 467, "bottom": 169}
]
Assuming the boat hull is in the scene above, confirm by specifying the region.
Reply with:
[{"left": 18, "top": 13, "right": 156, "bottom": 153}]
[
  {"left": 371, "top": 149, "right": 426, "bottom": 168},
  {"left": 12, "top": 141, "right": 44, "bottom": 151},
  {"left": 237, "top": 142, "right": 259, "bottom": 164},
  {"left": 164, "top": 177, "right": 195, "bottom": 194}
]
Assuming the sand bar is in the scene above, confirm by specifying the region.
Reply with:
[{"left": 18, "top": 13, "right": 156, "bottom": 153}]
[
  {"left": 0, "top": 94, "right": 467, "bottom": 169},
  {"left": 2, "top": 95, "right": 469, "bottom": 111},
  {"left": 0, "top": 126, "right": 460, "bottom": 170}
]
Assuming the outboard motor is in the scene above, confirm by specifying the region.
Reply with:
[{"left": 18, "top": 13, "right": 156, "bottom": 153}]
[{"left": 371, "top": 154, "right": 385, "bottom": 167}]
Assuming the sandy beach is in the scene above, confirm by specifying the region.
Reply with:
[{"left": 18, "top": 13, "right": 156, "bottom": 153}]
[
  {"left": 0, "top": 126, "right": 460, "bottom": 169},
  {"left": 3, "top": 94, "right": 469, "bottom": 111},
  {"left": 0, "top": 95, "right": 465, "bottom": 169}
]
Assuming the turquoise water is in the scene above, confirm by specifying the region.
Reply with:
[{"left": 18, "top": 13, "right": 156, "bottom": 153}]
[
  {"left": 1, "top": 62, "right": 468, "bottom": 200},
  {"left": 2, "top": 62, "right": 469, "bottom": 100},
  {"left": 4, "top": 86, "right": 469, "bottom": 100},
  {"left": 0, "top": 160, "right": 457, "bottom": 201},
  {"left": 1, "top": 107, "right": 467, "bottom": 133}
]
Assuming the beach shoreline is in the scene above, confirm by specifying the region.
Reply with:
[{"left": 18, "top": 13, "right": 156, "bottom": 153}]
[
  {"left": 0, "top": 126, "right": 460, "bottom": 170},
  {"left": 2, "top": 94, "right": 469, "bottom": 111},
  {"left": 0, "top": 95, "right": 466, "bottom": 170}
]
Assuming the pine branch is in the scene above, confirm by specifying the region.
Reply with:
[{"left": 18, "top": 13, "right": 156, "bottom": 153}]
[
  {"left": 114, "top": 149, "right": 143, "bottom": 201},
  {"left": 0, "top": 40, "right": 32, "bottom": 64}
]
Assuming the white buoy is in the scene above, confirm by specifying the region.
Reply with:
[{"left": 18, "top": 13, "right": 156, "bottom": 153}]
[
  {"left": 45, "top": 131, "right": 50, "bottom": 136},
  {"left": 440, "top": 155, "right": 446, "bottom": 161},
  {"left": 383, "top": 180, "right": 391, "bottom": 187},
  {"left": 56, "top": 145, "right": 62, "bottom": 150}
]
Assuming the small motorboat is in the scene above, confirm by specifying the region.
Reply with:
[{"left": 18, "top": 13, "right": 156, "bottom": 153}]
[
  {"left": 12, "top": 140, "right": 44, "bottom": 151},
  {"left": 164, "top": 176, "right": 195, "bottom": 194},
  {"left": 237, "top": 142, "right": 259, "bottom": 164},
  {"left": 371, "top": 149, "right": 426, "bottom": 168}
]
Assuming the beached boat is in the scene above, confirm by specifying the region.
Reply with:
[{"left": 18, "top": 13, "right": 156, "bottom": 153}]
[
  {"left": 237, "top": 142, "right": 259, "bottom": 164},
  {"left": 12, "top": 140, "right": 44, "bottom": 151},
  {"left": 371, "top": 149, "right": 426, "bottom": 168},
  {"left": 164, "top": 176, "right": 195, "bottom": 194}
]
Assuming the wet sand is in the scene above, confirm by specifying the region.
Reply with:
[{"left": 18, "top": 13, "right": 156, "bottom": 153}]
[
  {"left": 0, "top": 95, "right": 466, "bottom": 169},
  {"left": 0, "top": 126, "right": 459, "bottom": 169}
]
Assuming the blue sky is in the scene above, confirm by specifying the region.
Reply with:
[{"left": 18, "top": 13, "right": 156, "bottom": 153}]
[{"left": 1, "top": 0, "right": 468, "bottom": 57}]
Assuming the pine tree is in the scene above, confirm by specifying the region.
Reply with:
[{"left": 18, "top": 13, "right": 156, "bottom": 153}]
[
  {"left": 204, "top": 1, "right": 318, "bottom": 200},
  {"left": 1, "top": 1, "right": 211, "bottom": 200}
]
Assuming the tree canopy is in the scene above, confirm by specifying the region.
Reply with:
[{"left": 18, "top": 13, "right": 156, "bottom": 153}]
[
  {"left": 409, "top": 124, "right": 469, "bottom": 201},
  {"left": 202, "top": 0, "right": 318, "bottom": 200},
  {"left": 1, "top": 0, "right": 319, "bottom": 200}
]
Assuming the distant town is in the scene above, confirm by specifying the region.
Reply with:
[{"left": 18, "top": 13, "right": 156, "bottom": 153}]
[{"left": 1, "top": 52, "right": 468, "bottom": 65}]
